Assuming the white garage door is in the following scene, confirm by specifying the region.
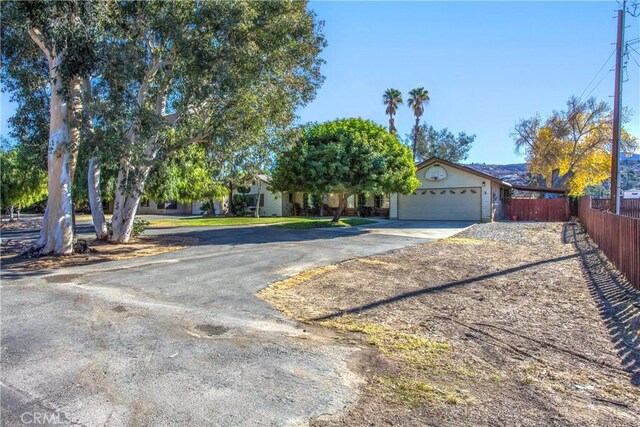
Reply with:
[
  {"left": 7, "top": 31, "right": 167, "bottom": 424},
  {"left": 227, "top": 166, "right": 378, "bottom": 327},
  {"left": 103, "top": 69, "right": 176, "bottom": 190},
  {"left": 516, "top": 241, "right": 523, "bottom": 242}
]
[{"left": 398, "top": 187, "right": 481, "bottom": 221}]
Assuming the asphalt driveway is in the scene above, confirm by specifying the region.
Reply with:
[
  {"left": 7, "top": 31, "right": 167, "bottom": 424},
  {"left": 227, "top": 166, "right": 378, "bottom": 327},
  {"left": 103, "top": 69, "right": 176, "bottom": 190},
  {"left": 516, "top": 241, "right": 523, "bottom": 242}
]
[{"left": 1, "top": 220, "right": 471, "bottom": 426}]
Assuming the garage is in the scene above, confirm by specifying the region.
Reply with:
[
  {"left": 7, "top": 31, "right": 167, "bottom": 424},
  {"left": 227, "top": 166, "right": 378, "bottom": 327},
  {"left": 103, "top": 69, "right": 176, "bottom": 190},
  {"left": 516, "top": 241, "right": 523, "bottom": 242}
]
[{"left": 398, "top": 187, "right": 482, "bottom": 221}]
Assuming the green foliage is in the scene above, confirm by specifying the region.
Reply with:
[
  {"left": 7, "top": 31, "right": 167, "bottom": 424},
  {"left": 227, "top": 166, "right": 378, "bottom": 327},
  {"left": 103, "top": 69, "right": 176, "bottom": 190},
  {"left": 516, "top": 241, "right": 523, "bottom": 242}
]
[
  {"left": 3, "top": 0, "right": 326, "bottom": 232},
  {"left": 271, "top": 118, "right": 419, "bottom": 198},
  {"left": 407, "top": 87, "right": 430, "bottom": 121},
  {"left": 0, "top": 139, "right": 47, "bottom": 210},
  {"left": 232, "top": 194, "right": 249, "bottom": 216},
  {"left": 383, "top": 88, "right": 403, "bottom": 117},
  {"left": 146, "top": 145, "right": 226, "bottom": 204},
  {"left": 106, "top": 217, "right": 149, "bottom": 239},
  {"left": 412, "top": 124, "right": 475, "bottom": 163},
  {"left": 131, "top": 218, "right": 150, "bottom": 238}
]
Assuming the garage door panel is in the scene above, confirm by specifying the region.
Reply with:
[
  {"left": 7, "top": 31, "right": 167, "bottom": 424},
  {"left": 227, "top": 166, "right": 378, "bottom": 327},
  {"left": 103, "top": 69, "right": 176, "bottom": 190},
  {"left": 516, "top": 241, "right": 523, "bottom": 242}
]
[{"left": 398, "top": 187, "right": 481, "bottom": 220}]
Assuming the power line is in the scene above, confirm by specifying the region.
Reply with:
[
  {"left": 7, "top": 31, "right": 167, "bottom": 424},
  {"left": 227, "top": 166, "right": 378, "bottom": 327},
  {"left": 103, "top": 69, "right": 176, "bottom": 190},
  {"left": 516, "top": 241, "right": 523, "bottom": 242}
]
[
  {"left": 628, "top": 47, "right": 640, "bottom": 67},
  {"left": 583, "top": 68, "right": 614, "bottom": 100},
  {"left": 577, "top": 48, "right": 616, "bottom": 100}
]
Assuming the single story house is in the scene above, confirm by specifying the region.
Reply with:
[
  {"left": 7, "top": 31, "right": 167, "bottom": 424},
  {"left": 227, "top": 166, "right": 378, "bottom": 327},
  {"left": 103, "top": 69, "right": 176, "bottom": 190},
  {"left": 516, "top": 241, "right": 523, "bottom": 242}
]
[
  {"left": 389, "top": 157, "right": 512, "bottom": 222},
  {"left": 126, "top": 157, "right": 511, "bottom": 222}
]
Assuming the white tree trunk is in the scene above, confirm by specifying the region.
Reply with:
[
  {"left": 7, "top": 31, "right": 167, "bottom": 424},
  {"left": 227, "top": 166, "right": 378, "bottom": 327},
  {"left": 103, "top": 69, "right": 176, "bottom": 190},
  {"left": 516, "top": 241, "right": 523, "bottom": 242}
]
[
  {"left": 254, "top": 181, "right": 262, "bottom": 218},
  {"left": 110, "top": 138, "right": 156, "bottom": 243},
  {"left": 110, "top": 171, "right": 149, "bottom": 243},
  {"left": 88, "top": 155, "right": 108, "bottom": 239},
  {"left": 36, "top": 57, "right": 75, "bottom": 255}
]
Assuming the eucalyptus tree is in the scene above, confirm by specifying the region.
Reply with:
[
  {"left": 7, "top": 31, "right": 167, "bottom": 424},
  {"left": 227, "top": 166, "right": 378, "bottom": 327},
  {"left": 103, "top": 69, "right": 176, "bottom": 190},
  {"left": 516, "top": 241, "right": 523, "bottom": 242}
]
[
  {"left": 413, "top": 124, "right": 475, "bottom": 163},
  {"left": 382, "top": 88, "right": 403, "bottom": 135},
  {"left": 91, "top": 0, "right": 325, "bottom": 242},
  {"left": 407, "top": 87, "right": 430, "bottom": 159},
  {"left": 2, "top": 0, "right": 105, "bottom": 253}
]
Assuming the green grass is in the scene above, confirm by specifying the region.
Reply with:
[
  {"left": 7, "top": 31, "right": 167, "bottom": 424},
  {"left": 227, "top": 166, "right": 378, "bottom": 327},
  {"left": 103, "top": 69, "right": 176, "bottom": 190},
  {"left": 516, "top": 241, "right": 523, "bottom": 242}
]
[
  {"left": 148, "top": 216, "right": 375, "bottom": 229},
  {"left": 274, "top": 218, "right": 375, "bottom": 229}
]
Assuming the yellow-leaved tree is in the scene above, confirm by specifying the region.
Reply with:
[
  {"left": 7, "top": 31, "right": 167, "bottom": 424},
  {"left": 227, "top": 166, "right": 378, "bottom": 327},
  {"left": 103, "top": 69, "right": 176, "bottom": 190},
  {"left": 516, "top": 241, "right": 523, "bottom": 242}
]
[{"left": 512, "top": 96, "right": 638, "bottom": 196}]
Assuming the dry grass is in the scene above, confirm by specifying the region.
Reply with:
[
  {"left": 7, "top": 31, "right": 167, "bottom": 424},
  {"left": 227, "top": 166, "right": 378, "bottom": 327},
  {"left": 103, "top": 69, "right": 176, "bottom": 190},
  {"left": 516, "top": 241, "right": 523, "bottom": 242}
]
[{"left": 259, "top": 222, "right": 640, "bottom": 426}]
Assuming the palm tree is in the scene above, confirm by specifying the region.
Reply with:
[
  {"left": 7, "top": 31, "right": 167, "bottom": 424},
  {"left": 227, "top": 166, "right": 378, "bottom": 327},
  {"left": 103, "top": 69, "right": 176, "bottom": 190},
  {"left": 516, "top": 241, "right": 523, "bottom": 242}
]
[
  {"left": 383, "top": 88, "right": 403, "bottom": 134},
  {"left": 408, "top": 87, "right": 430, "bottom": 159}
]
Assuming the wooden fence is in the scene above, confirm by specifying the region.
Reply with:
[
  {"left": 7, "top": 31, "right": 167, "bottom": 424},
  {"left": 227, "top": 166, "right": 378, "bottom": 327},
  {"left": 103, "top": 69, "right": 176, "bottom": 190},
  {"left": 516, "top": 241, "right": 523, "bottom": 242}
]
[
  {"left": 590, "top": 198, "right": 640, "bottom": 219},
  {"left": 578, "top": 196, "right": 640, "bottom": 289},
  {"left": 505, "top": 198, "right": 570, "bottom": 222}
]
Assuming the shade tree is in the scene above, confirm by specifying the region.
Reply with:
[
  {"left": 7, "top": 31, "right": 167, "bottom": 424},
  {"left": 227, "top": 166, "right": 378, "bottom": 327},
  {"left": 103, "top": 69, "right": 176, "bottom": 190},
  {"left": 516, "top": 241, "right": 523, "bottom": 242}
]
[
  {"left": 512, "top": 96, "right": 638, "bottom": 195},
  {"left": 270, "top": 118, "right": 419, "bottom": 222}
]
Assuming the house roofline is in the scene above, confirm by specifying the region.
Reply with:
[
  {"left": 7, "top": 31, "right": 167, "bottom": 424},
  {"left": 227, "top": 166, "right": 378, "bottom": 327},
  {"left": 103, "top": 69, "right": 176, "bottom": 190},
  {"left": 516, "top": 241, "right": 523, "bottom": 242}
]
[
  {"left": 415, "top": 157, "right": 512, "bottom": 187},
  {"left": 510, "top": 185, "right": 568, "bottom": 194}
]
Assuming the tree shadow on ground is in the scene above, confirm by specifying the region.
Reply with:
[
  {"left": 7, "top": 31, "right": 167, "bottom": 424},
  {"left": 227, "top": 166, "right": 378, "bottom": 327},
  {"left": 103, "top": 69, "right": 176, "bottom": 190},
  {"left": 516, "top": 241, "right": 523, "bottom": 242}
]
[
  {"left": 312, "top": 252, "right": 584, "bottom": 321},
  {"left": 1, "top": 224, "right": 370, "bottom": 280},
  {"left": 563, "top": 222, "right": 640, "bottom": 386}
]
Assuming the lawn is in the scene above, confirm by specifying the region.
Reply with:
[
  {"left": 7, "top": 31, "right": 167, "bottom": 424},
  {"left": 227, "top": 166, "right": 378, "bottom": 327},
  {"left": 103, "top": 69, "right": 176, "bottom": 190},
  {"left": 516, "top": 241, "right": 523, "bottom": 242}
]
[
  {"left": 274, "top": 218, "right": 375, "bottom": 229},
  {"left": 259, "top": 222, "right": 640, "bottom": 426},
  {"left": 148, "top": 216, "right": 375, "bottom": 229}
]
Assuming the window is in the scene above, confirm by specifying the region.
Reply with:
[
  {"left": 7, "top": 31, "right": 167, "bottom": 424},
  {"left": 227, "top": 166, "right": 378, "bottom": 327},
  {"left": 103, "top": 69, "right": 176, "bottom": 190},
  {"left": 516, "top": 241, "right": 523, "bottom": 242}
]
[
  {"left": 347, "top": 195, "right": 356, "bottom": 209},
  {"left": 163, "top": 201, "right": 178, "bottom": 210},
  {"left": 374, "top": 195, "right": 389, "bottom": 208},
  {"left": 288, "top": 193, "right": 294, "bottom": 203},
  {"left": 246, "top": 194, "right": 265, "bottom": 207},
  {"left": 140, "top": 198, "right": 149, "bottom": 207}
]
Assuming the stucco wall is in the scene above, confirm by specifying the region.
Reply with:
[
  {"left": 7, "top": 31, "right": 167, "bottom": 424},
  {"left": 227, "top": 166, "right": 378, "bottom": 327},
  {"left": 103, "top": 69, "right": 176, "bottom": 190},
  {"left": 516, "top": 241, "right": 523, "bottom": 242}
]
[
  {"left": 390, "top": 161, "right": 505, "bottom": 222},
  {"left": 234, "top": 181, "right": 283, "bottom": 216},
  {"left": 390, "top": 193, "right": 398, "bottom": 219}
]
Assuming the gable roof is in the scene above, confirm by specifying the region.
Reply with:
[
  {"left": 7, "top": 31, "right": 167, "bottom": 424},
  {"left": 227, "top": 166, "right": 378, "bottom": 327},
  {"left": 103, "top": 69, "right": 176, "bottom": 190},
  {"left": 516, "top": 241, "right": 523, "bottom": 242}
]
[{"left": 415, "top": 157, "right": 512, "bottom": 187}]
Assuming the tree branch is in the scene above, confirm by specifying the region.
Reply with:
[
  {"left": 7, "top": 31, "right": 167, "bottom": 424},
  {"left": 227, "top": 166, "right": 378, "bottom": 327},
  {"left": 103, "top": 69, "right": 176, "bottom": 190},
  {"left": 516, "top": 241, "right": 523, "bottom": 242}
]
[{"left": 28, "top": 28, "right": 52, "bottom": 64}]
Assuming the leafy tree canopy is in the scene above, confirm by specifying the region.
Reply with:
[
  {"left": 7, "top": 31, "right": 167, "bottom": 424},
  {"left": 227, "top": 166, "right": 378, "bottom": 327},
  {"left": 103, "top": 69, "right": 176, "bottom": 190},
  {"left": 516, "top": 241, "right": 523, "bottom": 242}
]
[
  {"left": 412, "top": 124, "right": 475, "bottom": 163},
  {"left": 145, "top": 145, "right": 226, "bottom": 205},
  {"left": 0, "top": 137, "right": 47, "bottom": 210},
  {"left": 271, "top": 118, "right": 419, "bottom": 200},
  {"left": 512, "top": 96, "right": 638, "bottom": 196}
]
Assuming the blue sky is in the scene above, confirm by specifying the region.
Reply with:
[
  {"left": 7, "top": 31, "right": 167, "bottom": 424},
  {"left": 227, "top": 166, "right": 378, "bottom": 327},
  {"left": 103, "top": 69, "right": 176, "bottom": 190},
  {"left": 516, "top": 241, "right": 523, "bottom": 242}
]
[
  {"left": 2, "top": 1, "right": 639, "bottom": 164},
  {"left": 297, "top": 0, "right": 640, "bottom": 164}
]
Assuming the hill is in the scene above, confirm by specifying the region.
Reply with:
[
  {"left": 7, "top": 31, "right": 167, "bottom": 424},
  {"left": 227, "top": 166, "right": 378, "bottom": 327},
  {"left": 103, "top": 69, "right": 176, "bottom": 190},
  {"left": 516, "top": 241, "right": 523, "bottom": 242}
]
[{"left": 466, "top": 154, "right": 640, "bottom": 191}]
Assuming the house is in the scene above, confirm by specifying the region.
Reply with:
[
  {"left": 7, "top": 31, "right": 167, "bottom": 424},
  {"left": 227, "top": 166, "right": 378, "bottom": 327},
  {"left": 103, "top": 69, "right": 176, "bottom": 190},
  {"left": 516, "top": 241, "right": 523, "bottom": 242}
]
[
  {"left": 127, "top": 158, "right": 511, "bottom": 222},
  {"left": 624, "top": 189, "right": 640, "bottom": 199},
  {"left": 389, "top": 157, "right": 512, "bottom": 222},
  {"left": 232, "top": 175, "right": 286, "bottom": 217},
  {"left": 137, "top": 200, "right": 200, "bottom": 215}
]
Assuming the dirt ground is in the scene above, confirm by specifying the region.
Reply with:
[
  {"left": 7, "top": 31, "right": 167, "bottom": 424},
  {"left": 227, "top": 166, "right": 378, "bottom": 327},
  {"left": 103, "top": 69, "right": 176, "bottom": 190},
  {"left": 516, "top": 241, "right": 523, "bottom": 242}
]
[
  {"left": 259, "top": 222, "right": 640, "bottom": 426},
  {"left": 1, "top": 223, "right": 196, "bottom": 271}
]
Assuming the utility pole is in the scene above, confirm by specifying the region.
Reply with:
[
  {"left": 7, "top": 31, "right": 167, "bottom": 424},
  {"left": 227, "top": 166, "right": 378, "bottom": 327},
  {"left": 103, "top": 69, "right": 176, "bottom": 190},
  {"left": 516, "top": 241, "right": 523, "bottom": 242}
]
[{"left": 610, "top": 1, "right": 626, "bottom": 214}]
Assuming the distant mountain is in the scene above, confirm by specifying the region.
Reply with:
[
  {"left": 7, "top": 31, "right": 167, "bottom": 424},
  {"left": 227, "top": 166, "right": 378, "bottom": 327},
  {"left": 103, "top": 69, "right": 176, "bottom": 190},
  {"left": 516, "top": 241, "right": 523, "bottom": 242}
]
[
  {"left": 465, "top": 153, "right": 640, "bottom": 191},
  {"left": 465, "top": 162, "right": 530, "bottom": 185}
]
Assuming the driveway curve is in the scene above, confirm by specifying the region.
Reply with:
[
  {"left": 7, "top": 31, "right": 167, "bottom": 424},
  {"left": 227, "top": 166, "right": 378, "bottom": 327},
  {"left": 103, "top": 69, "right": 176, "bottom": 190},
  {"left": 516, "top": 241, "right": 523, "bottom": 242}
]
[{"left": 1, "top": 221, "right": 470, "bottom": 426}]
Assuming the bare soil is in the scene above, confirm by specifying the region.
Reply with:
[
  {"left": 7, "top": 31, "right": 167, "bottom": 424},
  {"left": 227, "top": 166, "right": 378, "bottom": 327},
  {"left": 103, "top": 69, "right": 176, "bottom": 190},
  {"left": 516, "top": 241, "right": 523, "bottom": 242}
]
[
  {"left": 1, "top": 235, "right": 196, "bottom": 271},
  {"left": 259, "top": 222, "right": 640, "bottom": 426}
]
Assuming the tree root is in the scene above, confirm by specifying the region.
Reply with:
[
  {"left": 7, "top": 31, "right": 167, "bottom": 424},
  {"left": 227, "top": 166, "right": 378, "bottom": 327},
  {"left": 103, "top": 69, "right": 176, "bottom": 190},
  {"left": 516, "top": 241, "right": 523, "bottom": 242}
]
[
  {"left": 18, "top": 245, "right": 43, "bottom": 259},
  {"left": 19, "top": 239, "right": 96, "bottom": 258},
  {"left": 73, "top": 239, "right": 96, "bottom": 254}
]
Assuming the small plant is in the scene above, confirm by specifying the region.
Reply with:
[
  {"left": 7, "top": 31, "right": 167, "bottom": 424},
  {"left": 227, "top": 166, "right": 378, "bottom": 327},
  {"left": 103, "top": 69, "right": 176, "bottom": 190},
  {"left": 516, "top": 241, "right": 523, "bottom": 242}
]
[
  {"left": 131, "top": 217, "right": 150, "bottom": 238},
  {"left": 105, "top": 217, "right": 149, "bottom": 240}
]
